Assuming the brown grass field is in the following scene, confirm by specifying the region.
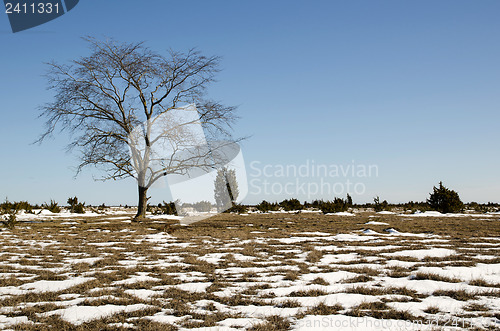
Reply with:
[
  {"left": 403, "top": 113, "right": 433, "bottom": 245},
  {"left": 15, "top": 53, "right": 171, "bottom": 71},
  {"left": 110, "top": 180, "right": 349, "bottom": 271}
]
[{"left": 0, "top": 211, "right": 499, "bottom": 330}]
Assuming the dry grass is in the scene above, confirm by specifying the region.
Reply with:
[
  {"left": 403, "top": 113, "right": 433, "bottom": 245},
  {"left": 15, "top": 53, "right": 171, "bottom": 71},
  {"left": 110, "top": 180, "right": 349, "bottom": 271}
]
[{"left": 0, "top": 211, "right": 498, "bottom": 329}]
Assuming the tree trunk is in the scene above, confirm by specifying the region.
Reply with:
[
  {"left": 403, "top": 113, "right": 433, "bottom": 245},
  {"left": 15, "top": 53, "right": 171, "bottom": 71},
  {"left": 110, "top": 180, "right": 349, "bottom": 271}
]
[{"left": 134, "top": 185, "right": 148, "bottom": 221}]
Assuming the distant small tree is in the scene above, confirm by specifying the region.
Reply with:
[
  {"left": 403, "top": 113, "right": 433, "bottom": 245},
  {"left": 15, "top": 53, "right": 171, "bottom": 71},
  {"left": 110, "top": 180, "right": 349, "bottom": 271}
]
[
  {"left": 346, "top": 193, "right": 353, "bottom": 207},
  {"left": 373, "top": 196, "right": 389, "bottom": 212},
  {"left": 214, "top": 167, "right": 239, "bottom": 212},
  {"left": 427, "top": 181, "right": 464, "bottom": 213},
  {"left": 43, "top": 200, "right": 61, "bottom": 213},
  {"left": 279, "top": 198, "right": 303, "bottom": 211},
  {"left": 67, "top": 196, "right": 85, "bottom": 214},
  {"left": 193, "top": 201, "right": 213, "bottom": 212},
  {"left": 256, "top": 200, "right": 280, "bottom": 212},
  {"left": 314, "top": 195, "right": 351, "bottom": 214},
  {"left": 157, "top": 201, "right": 177, "bottom": 215}
]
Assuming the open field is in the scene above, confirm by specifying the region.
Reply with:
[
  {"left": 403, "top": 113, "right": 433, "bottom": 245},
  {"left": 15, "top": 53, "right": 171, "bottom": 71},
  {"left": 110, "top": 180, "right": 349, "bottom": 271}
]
[{"left": 0, "top": 211, "right": 499, "bottom": 330}]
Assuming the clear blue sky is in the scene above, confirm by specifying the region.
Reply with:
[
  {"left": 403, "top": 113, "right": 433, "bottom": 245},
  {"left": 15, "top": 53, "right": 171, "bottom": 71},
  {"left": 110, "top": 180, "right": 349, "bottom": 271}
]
[{"left": 1, "top": 0, "right": 499, "bottom": 205}]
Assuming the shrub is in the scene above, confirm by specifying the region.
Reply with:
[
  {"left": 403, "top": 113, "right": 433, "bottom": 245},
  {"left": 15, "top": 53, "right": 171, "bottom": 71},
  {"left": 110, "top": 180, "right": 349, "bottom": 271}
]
[
  {"left": 43, "top": 200, "right": 61, "bottom": 213},
  {"left": 1, "top": 212, "right": 18, "bottom": 229},
  {"left": 224, "top": 203, "right": 248, "bottom": 214},
  {"left": 158, "top": 201, "right": 177, "bottom": 215},
  {"left": 0, "top": 200, "right": 37, "bottom": 213},
  {"left": 256, "top": 200, "right": 280, "bottom": 212},
  {"left": 193, "top": 200, "right": 213, "bottom": 212},
  {"left": 67, "top": 196, "right": 85, "bottom": 214},
  {"left": 313, "top": 194, "right": 352, "bottom": 214},
  {"left": 427, "top": 181, "right": 464, "bottom": 213},
  {"left": 279, "top": 198, "right": 302, "bottom": 211},
  {"left": 373, "top": 196, "right": 389, "bottom": 212}
]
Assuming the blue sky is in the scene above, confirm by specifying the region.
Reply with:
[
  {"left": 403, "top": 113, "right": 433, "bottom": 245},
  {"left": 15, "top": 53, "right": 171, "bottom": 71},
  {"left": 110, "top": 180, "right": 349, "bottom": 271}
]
[{"left": 1, "top": 0, "right": 499, "bottom": 205}]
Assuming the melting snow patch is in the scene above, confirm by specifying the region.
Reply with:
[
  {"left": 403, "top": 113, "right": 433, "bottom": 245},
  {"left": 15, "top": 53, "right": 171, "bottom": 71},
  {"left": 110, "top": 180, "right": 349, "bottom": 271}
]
[
  {"left": 0, "top": 315, "right": 31, "bottom": 328},
  {"left": 112, "top": 273, "right": 160, "bottom": 285},
  {"left": 384, "top": 228, "right": 431, "bottom": 237},
  {"left": 41, "top": 304, "right": 151, "bottom": 325},
  {"left": 294, "top": 232, "right": 332, "bottom": 236},
  {"left": 19, "top": 277, "right": 93, "bottom": 293},
  {"left": 65, "top": 257, "right": 102, "bottom": 265},
  {"left": 300, "top": 271, "right": 359, "bottom": 284},
  {"left": 383, "top": 248, "right": 455, "bottom": 259},
  {"left": 142, "top": 232, "right": 173, "bottom": 243},
  {"left": 171, "top": 282, "right": 212, "bottom": 293},
  {"left": 124, "top": 289, "right": 161, "bottom": 300},
  {"left": 145, "top": 310, "right": 190, "bottom": 324},
  {"left": 325, "top": 212, "right": 355, "bottom": 216},
  {"left": 319, "top": 253, "right": 358, "bottom": 264},
  {"left": 362, "top": 229, "right": 380, "bottom": 235},
  {"left": 217, "top": 317, "right": 261, "bottom": 328}
]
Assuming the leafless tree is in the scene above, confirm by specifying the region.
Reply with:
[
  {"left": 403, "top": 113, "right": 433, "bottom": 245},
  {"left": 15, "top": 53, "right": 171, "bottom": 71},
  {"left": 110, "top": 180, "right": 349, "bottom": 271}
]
[{"left": 38, "top": 37, "right": 237, "bottom": 221}]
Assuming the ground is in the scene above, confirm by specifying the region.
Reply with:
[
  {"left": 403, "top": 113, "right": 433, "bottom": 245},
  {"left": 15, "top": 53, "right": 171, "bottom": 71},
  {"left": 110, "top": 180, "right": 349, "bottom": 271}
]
[{"left": 0, "top": 210, "right": 499, "bottom": 330}]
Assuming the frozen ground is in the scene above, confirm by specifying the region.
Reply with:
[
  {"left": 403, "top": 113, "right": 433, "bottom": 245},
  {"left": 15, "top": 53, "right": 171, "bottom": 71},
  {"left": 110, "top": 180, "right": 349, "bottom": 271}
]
[{"left": 0, "top": 210, "right": 498, "bottom": 330}]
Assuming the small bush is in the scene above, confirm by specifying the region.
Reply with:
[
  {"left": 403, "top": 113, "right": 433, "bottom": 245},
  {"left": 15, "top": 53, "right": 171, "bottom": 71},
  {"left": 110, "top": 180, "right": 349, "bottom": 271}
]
[
  {"left": 313, "top": 195, "right": 352, "bottom": 214},
  {"left": 159, "top": 201, "right": 177, "bottom": 215},
  {"left": 1, "top": 212, "right": 18, "bottom": 229},
  {"left": 225, "top": 203, "right": 248, "bottom": 214},
  {"left": 256, "top": 200, "right": 279, "bottom": 212},
  {"left": 43, "top": 200, "right": 61, "bottom": 213},
  {"left": 0, "top": 200, "right": 37, "bottom": 213},
  {"left": 373, "top": 196, "right": 389, "bottom": 212},
  {"left": 67, "top": 196, "right": 85, "bottom": 214},
  {"left": 279, "top": 198, "right": 303, "bottom": 211},
  {"left": 427, "top": 181, "right": 464, "bottom": 213},
  {"left": 193, "top": 200, "right": 213, "bottom": 212}
]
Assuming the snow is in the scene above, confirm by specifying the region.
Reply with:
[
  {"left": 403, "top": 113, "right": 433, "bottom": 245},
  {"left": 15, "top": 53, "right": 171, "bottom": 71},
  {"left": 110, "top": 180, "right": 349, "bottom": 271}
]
[
  {"left": 217, "top": 317, "right": 261, "bottom": 328},
  {"left": 383, "top": 228, "right": 432, "bottom": 237},
  {"left": 171, "top": 282, "right": 212, "bottom": 293},
  {"left": 112, "top": 272, "right": 160, "bottom": 285},
  {"left": 18, "top": 277, "right": 93, "bottom": 293},
  {"left": 319, "top": 253, "right": 358, "bottom": 264},
  {"left": 233, "top": 305, "right": 301, "bottom": 317},
  {"left": 382, "top": 248, "right": 455, "bottom": 259},
  {"left": 65, "top": 257, "right": 103, "bottom": 264},
  {"left": 416, "top": 263, "right": 500, "bottom": 283},
  {"left": 198, "top": 253, "right": 227, "bottom": 264},
  {"left": 294, "top": 232, "right": 332, "bottom": 236},
  {"left": 365, "top": 221, "right": 389, "bottom": 225},
  {"left": 42, "top": 304, "right": 151, "bottom": 325},
  {"left": 145, "top": 310, "right": 190, "bottom": 324},
  {"left": 124, "top": 289, "right": 161, "bottom": 300},
  {"left": 0, "top": 315, "right": 31, "bottom": 328},
  {"left": 300, "top": 271, "right": 359, "bottom": 284}
]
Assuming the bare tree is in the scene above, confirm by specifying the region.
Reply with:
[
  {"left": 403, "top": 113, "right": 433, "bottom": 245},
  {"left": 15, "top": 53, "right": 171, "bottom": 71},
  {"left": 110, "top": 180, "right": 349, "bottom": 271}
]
[{"left": 38, "top": 37, "right": 237, "bottom": 221}]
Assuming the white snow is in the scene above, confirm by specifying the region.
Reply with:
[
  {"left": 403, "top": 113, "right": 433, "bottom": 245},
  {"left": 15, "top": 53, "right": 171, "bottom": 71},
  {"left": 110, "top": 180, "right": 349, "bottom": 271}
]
[
  {"left": 42, "top": 304, "right": 151, "bottom": 325},
  {"left": 18, "top": 277, "right": 93, "bottom": 293},
  {"left": 382, "top": 248, "right": 455, "bottom": 259}
]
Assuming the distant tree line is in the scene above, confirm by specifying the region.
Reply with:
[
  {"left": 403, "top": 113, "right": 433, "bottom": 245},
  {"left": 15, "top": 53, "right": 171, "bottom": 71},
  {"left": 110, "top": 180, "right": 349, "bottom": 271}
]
[{"left": 1, "top": 182, "right": 498, "bottom": 226}]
